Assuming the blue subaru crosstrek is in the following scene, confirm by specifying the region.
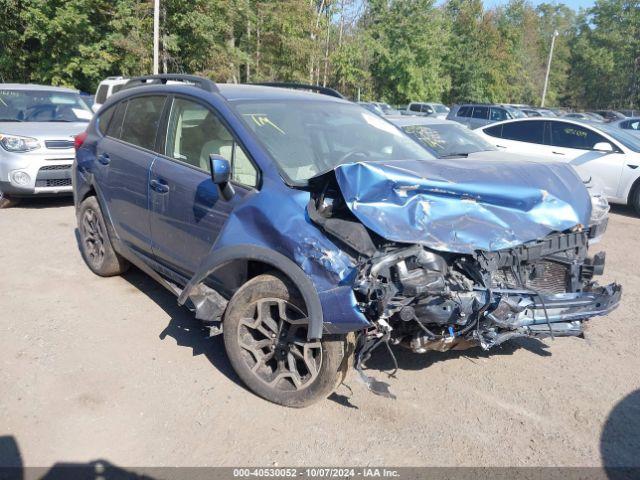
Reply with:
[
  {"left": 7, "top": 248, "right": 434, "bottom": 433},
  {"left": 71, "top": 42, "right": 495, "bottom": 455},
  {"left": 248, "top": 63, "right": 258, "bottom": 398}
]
[{"left": 74, "top": 75, "right": 621, "bottom": 407}]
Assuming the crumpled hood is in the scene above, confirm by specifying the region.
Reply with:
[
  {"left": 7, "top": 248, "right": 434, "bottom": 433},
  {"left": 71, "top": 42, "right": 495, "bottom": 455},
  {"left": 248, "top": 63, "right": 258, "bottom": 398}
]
[{"left": 333, "top": 158, "right": 592, "bottom": 253}]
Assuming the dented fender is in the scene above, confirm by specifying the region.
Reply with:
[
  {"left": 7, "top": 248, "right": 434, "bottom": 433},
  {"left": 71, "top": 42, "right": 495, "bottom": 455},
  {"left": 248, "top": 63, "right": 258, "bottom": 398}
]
[{"left": 178, "top": 179, "right": 371, "bottom": 340}]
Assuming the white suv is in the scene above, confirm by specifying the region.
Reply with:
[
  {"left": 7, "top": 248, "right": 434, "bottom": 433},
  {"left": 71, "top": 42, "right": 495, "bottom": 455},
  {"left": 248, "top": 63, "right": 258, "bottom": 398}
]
[{"left": 93, "top": 77, "right": 129, "bottom": 111}]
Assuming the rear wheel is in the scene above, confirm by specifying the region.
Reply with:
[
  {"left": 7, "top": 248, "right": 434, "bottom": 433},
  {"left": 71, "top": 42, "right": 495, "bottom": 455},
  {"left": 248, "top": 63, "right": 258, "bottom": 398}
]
[
  {"left": 0, "top": 189, "right": 20, "bottom": 208},
  {"left": 223, "top": 273, "right": 346, "bottom": 407},
  {"left": 77, "top": 196, "right": 129, "bottom": 276}
]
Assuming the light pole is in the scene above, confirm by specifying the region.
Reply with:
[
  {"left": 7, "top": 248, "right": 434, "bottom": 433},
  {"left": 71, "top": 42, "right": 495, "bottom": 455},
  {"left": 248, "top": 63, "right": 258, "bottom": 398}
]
[
  {"left": 153, "top": 0, "right": 160, "bottom": 75},
  {"left": 541, "top": 29, "right": 559, "bottom": 108}
]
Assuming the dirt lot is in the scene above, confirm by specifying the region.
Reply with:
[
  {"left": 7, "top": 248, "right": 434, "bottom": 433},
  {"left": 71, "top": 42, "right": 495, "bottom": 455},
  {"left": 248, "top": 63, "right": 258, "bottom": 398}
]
[{"left": 1, "top": 197, "right": 639, "bottom": 469}]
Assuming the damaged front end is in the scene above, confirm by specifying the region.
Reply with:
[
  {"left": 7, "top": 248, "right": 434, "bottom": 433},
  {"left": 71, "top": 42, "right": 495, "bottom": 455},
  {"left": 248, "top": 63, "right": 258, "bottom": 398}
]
[
  {"left": 354, "top": 233, "right": 620, "bottom": 355},
  {"left": 307, "top": 158, "right": 621, "bottom": 392}
]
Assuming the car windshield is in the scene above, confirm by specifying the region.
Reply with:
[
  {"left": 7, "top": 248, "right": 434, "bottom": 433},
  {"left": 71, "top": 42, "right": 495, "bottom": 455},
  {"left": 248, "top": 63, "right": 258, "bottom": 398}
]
[
  {"left": 598, "top": 124, "right": 640, "bottom": 152},
  {"left": 233, "top": 100, "right": 434, "bottom": 183},
  {"left": 433, "top": 104, "right": 449, "bottom": 113},
  {"left": 0, "top": 89, "right": 93, "bottom": 122},
  {"left": 401, "top": 122, "right": 496, "bottom": 157}
]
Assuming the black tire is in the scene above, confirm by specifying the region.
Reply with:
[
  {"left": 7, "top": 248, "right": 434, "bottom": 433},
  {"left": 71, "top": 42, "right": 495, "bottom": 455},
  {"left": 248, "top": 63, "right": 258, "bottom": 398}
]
[
  {"left": 0, "top": 189, "right": 20, "bottom": 208},
  {"left": 223, "top": 273, "right": 346, "bottom": 407},
  {"left": 77, "top": 196, "right": 129, "bottom": 277},
  {"left": 631, "top": 185, "right": 640, "bottom": 216}
]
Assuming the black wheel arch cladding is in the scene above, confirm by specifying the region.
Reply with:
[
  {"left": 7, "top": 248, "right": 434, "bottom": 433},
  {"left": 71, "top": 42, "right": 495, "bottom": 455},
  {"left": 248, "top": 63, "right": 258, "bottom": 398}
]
[{"left": 179, "top": 244, "right": 325, "bottom": 340}]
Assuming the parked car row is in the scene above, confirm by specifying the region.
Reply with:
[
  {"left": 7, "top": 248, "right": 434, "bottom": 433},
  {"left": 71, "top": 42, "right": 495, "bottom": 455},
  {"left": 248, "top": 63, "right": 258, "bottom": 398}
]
[{"left": 0, "top": 84, "right": 93, "bottom": 208}]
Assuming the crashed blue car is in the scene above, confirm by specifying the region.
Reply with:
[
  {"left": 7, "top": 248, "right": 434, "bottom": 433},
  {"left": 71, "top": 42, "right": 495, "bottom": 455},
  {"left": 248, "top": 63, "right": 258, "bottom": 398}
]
[{"left": 73, "top": 75, "right": 621, "bottom": 407}]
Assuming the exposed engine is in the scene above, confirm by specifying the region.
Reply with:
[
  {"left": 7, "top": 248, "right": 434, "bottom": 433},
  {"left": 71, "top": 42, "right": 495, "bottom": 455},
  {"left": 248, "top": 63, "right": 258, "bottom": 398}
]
[
  {"left": 354, "top": 232, "right": 612, "bottom": 354},
  {"left": 307, "top": 174, "right": 620, "bottom": 371}
]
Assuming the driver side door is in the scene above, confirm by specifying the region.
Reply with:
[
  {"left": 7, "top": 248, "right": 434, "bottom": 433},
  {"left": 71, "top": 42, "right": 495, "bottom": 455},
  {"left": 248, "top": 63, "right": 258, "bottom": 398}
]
[
  {"left": 548, "top": 122, "right": 625, "bottom": 198},
  {"left": 149, "top": 96, "right": 259, "bottom": 276}
]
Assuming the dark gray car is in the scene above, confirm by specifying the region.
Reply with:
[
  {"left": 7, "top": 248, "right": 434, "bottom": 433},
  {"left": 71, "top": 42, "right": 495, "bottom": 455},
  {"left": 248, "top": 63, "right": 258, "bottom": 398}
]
[{"left": 446, "top": 103, "right": 526, "bottom": 129}]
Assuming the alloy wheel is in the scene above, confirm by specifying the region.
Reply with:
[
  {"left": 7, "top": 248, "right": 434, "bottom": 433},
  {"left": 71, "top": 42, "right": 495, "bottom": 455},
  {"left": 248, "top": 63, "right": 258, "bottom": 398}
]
[
  {"left": 237, "top": 298, "right": 322, "bottom": 392},
  {"left": 81, "top": 207, "right": 106, "bottom": 266}
]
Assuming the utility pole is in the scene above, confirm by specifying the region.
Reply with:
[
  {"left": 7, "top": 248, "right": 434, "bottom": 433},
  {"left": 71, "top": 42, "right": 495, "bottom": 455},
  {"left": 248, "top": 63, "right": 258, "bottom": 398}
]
[
  {"left": 541, "top": 29, "right": 559, "bottom": 108},
  {"left": 153, "top": 0, "right": 160, "bottom": 75}
]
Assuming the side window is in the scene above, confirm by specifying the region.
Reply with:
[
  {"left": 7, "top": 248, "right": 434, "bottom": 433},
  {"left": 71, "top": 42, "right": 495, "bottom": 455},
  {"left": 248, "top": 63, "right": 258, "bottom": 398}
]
[
  {"left": 457, "top": 106, "right": 471, "bottom": 117},
  {"left": 120, "top": 95, "right": 166, "bottom": 151},
  {"left": 421, "top": 105, "right": 434, "bottom": 114},
  {"left": 550, "top": 122, "right": 609, "bottom": 150},
  {"left": 409, "top": 104, "right": 422, "bottom": 112},
  {"left": 105, "top": 101, "right": 127, "bottom": 139},
  {"left": 484, "top": 124, "right": 503, "bottom": 138},
  {"left": 501, "top": 121, "right": 545, "bottom": 144},
  {"left": 95, "top": 85, "right": 108, "bottom": 104},
  {"left": 165, "top": 98, "right": 258, "bottom": 187},
  {"left": 490, "top": 108, "right": 508, "bottom": 121},
  {"left": 97, "top": 105, "right": 115, "bottom": 135},
  {"left": 471, "top": 106, "right": 489, "bottom": 119}
]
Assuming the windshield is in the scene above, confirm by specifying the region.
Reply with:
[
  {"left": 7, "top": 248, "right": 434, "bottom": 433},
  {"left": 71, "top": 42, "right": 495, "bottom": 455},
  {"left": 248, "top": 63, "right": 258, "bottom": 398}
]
[
  {"left": 598, "top": 124, "right": 640, "bottom": 152},
  {"left": 401, "top": 122, "right": 496, "bottom": 157},
  {"left": 434, "top": 104, "right": 449, "bottom": 113},
  {"left": 233, "top": 100, "right": 434, "bottom": 183},
  {"left": 0, "top": 89, "right": 93, "bottom": 122}
]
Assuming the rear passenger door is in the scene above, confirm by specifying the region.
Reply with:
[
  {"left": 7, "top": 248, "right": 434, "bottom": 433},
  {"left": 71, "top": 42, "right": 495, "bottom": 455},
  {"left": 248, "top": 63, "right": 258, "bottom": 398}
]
[
  {"left": 149, "top": 97, "right": 258, "bottom": 276},
  {"left": 96, "top": 95, "right": 167, "bottom": 255}
]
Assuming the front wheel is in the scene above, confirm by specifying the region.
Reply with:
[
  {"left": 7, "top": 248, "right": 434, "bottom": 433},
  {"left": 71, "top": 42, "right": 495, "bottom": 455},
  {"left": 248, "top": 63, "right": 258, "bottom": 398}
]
[{"left": 223, "top": 273, "right": 346, "bottom": 407}]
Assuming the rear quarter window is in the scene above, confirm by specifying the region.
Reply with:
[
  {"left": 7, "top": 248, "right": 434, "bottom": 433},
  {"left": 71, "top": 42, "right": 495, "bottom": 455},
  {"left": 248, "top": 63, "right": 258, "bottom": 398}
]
[
  {"left": 95, "top": 85, "right": 108, "bottom": 105},
  {"left": 97, "top": 105, "right": 115, "bottom": 135},
  {"left": 105, "top": 101, "right": 127, "bottom": 139}
]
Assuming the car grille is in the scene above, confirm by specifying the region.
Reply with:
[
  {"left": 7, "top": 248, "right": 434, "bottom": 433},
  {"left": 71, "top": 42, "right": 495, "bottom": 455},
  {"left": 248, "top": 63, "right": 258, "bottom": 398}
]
[
  {"left": 39, "top": 165, "right": 72, "bottom": 171},
  {"left": 45, "top": 140, "right": 74, "bottom": 149},
  {"left": 35, "top": 164, "right": 72, "bottom": 188},
  {"left": 492, "top": 260, "right": 569, "bottom": 294},
  {"left": 36, "top": 178, "right": 72, "bottom": 187}
]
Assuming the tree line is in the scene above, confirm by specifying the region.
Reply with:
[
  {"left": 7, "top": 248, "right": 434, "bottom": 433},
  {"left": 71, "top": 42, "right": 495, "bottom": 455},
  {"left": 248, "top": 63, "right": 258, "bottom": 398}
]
[{"left": 1, "top": 0, "right": 638, "bottom": 109}]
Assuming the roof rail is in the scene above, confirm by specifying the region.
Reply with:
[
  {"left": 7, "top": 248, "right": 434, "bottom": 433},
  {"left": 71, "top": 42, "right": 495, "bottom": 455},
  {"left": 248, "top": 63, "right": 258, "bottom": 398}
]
[
  {"left": 122, "top": 74, "right": 219, "bottom": 93},
  {"left": 250, "top": 82, "right": 344, "bottom": 99}
]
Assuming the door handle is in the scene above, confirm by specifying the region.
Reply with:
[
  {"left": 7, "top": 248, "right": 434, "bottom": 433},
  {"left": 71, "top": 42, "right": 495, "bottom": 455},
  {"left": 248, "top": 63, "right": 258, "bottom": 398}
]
[
  {"left": 97, "top": 153, "right": 110, "bottom": 165},
  {"left": 150, "top": 179, "right": 169, "bottom": 194},
  {"left": 552, "top": 151, "right": 565, "bottom": 155},
  {"left": 496, "top": 144, "right": 507, "bottom": 149}
]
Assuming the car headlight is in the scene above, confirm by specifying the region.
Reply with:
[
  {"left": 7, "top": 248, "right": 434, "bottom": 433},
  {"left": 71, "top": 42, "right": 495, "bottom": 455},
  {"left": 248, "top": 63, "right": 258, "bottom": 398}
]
[{"left": 0, "top": 133, "right": 40, "bottom": 152}]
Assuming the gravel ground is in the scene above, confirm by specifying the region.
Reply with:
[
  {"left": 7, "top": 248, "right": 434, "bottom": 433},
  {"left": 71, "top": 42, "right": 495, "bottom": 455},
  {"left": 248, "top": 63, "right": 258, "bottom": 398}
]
[{"left": 0, "top": 197, "right": 639, "bottom": 469}]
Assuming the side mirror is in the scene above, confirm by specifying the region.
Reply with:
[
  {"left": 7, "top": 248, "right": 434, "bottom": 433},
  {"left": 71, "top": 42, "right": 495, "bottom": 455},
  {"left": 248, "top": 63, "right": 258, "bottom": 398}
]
[
  {"left": 593, "top": 142, "right": 614, "bottom": 153},
  {"left": 209, "top": 154, "right": 235, "bottom": 201}
]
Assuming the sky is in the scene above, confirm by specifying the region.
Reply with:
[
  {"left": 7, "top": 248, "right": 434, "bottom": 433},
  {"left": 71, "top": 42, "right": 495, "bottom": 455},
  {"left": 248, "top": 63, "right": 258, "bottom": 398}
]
[{"left": 483, "top": 0, "right": 596, "bottom": 9}]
